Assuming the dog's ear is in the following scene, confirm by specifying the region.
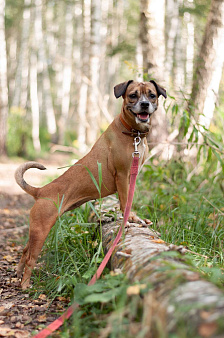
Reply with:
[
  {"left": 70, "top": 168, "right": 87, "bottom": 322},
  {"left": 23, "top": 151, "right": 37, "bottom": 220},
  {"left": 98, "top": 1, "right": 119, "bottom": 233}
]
[
  {"left": 114, "top": 80, "right": 133, "bottom": 98},
  {"left": 150, "top": 80, "right": 167, "bottom": 99}
]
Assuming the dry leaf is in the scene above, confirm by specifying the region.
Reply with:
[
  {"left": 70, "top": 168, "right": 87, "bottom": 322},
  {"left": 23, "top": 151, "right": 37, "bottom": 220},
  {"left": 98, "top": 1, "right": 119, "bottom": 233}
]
[
  {"left": 57, "top": 296, "right": 67, "bottom": 302},
  {"left": 127, "top": 284, "right": 147, "bottom": 296},
  {"left": 3, "top": 255, "right": 15, "bottom": 262},
  {"left": 38, "top": 294, "right": 47, "bottom": 301},
  {"left": 200, "top": 311, "right": 212, "bottom": 320},
  {"left": 198, "top": 322, "right": 217, "bottom": 337},
  {"left": 0, "top": 306, "right": 5, "bottom": 313},
  {"left": 208, "top": 213, "right": 217, "bottom": 220},
  {"left": 185, "top": 272, "right": 200, "bottom": 281},
  {"left": 151, "top": 239, "right": 165, "bottom": 244},
  {"left": 0, "top": 328, "right": 15, "bottom": 336},
  {"left": 14, "top": 330, "right": 29, "bottom": 338},
  {"left": 37, "top": 314, "right": 47, "bottom": 322},
  {"left": 144, "top": 219, "right": 153, "bottom": 225}
]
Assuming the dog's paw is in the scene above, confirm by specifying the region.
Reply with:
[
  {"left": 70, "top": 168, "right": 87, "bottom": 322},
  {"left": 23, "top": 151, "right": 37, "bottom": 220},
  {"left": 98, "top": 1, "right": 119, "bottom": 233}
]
[
  {"left": 127, "top": 212, "right": 153, "bottom": 226},
  {"left": 127, "top": 211, "right": 139, "bottom": 223}
]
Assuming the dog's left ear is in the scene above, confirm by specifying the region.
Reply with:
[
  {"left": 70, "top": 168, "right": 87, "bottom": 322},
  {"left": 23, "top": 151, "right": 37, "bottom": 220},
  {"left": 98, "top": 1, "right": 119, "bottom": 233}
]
[
  {"left": 114, "top": 80, "right": 133, "bottom": 98},
  {"left": 150, "top": 80, "right": 167, "bottom": 99}
]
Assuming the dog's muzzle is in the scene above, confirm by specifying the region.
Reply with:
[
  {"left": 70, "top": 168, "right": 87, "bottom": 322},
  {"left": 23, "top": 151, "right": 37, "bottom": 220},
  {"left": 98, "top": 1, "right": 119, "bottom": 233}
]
[{"left": 128, "top": 99, "right": 155, "bottom": 123}]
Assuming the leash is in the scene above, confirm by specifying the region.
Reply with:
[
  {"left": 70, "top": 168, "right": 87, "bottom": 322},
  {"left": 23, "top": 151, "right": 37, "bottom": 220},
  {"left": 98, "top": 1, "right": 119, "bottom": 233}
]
[{"left": 33, "top": 138, "right": 141, "bottom": 338}]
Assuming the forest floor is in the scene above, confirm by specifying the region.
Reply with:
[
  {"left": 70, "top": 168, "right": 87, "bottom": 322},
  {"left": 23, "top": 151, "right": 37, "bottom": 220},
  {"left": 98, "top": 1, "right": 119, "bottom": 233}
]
[{"left": 0, "top": 153, "right": 72, "bottom": 337}]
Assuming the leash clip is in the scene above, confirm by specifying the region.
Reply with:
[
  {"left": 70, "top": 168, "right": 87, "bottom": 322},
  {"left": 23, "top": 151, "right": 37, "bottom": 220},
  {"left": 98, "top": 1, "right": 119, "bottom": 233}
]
[{"left": 132, "top": 135, "right": 141, "bottom": 158}]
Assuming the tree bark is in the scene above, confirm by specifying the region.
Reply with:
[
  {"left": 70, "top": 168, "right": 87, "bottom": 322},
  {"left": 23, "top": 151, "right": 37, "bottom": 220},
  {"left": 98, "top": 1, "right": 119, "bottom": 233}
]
[
  {"left": 189, "top": 0, "right": 224, "bottom": 129},
  {"left": 165, "top": 0, "right": 179, "bottom": 88},
  {"left": 99, "top": 204, "right": 224, "bottom": 337},
  {"left": 139, "top": 0, "right": 165, "bottom": 81},
  {"left": 58, "top": 2, "right": 74, "bottom": 145},
  {"left": 86, "top": 0, "right": 101, "bottom": 146},
  {"left": 77, "top": 0, "right": 91, "bottom": 153},
  {"left": 11, "top": 0, "right": 31, "bottom": 109},
  {"left": 38, "top": 0, "right": 57, "bottom": 143},
  {"left": 0, "top": 0, "right": 8, "bottom": 155},
  {"left": 29, "top": 0, "right": 41, "bottom": 152},
  {"left": 139, "top": 0, "right": 169, "bottom": 159}
]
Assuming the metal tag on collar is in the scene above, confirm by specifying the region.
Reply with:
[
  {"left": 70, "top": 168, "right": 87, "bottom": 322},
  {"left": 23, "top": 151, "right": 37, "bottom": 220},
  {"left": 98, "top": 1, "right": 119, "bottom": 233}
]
[{"left": 132, "top": 134, "right": 141, "bottom": 158}]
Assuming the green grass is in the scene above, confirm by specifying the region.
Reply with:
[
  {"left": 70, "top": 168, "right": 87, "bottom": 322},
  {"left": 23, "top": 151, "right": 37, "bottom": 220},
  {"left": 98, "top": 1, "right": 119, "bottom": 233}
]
[
  {"left": 30, "top": 158, "right": 224, "bottom": 337},
  {"left": 30, "top": 202, "right": 104, "bottom": 300},
  {"left": 134, "top": 160, "right": 224, "bottom": 275}
]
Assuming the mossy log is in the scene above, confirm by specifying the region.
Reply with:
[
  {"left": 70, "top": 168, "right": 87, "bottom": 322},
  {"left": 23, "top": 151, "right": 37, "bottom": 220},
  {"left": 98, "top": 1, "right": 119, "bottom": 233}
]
[{"left": 97, "top": 200, "right": 224, "bottom": 337}]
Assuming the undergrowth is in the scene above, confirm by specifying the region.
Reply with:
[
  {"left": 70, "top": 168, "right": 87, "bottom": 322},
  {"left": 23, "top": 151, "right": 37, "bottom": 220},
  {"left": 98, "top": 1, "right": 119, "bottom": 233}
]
[
  {"left": 134, "top": 158, "right": 224, "bottom": 284},
  {"left": 31, "top": 202, "right": 104, "bottom": 300},
  {"left": 30, "top": 156, "right": 224, "bottom": 337}
]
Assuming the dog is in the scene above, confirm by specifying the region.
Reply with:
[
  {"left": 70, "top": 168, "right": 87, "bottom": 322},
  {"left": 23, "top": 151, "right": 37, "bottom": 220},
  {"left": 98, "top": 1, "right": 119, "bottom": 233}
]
[{"left": 15, "top": 80, "right": 166, "bottom": 289}]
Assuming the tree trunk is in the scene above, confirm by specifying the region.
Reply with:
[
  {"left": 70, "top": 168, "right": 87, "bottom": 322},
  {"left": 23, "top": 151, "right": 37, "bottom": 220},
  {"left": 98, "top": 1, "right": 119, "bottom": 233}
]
[
  {"left": 38, "top": 0, "right": 57, "bottom": 143},
  {"left": 30, "top": 50, "right": 41, "bottom": 153},
  {"left": 172, "top": 4, "right": 185, "bottom": 90},
  {"left": 58, "top": 2, "right": 74, "bottom": 144},
  {"left": 0, "top": 0, "right": 8, "bottom": 155},
  {"left": 86, "top": 0, "right": 101, "bottom": 146},
  {"left": 184, "top": 11, "right": 194, "bottom": 92},
  {"left": 165, "top": 0, "right": 179, "bottom": 88},
  {"left": 11, "top": 0, "right": 31, "bottom": 109},
  {"left": 77, "top": 0, "right": 91, "bottom": 153},
  {"left": 139, "top": 0, "right": 165, "bottom": 80},
  {"left": 98, "top": 205, "right": 224, "bottom": 336},
  {"left": 29, "top": 0, "right": 41, "bottom": 152},
  {"left": 139, "top": 0, "right": 169, "bottom": 159},
  {"left": 189, "top": 0, "right": 224, "bottom": 129}
]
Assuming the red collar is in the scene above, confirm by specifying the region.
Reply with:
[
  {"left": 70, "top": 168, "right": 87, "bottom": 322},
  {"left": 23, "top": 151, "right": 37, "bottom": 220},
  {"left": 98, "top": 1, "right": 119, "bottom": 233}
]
[{"left": 119, "top": 114, "right": 149, "bottom": 137}]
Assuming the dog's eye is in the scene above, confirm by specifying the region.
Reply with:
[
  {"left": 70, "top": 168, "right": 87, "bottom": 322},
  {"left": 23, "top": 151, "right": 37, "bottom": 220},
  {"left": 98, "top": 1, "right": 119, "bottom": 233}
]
[
  {"left": 129, "top": 93, "right": 137, "bottom": 99},
  {"left": 149, "top": 93, "right": 156, "bottom": 99}
]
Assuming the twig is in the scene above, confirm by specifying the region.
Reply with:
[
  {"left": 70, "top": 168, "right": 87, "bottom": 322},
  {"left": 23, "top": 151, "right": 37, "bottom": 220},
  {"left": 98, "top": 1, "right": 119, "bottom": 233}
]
[
  {"left": 185, "top": 249, "right": 209, "bottom": 259},
  {"left": 203, "top": 196, "right": 224, "bottom": 216},
  {"left": 0, "top": 224, "right": 29, "bottom": 233},
  {"left": 147, "top": 141, "right": 224, "bottom": 154}
]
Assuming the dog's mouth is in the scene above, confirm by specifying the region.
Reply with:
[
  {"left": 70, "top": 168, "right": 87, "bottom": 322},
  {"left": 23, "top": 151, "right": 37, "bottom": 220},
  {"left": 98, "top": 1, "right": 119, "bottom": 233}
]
[
  {"left": 129, "top": 108, "right": 150, "bottom": 123},
  {"left": 136, "top": 112, "right": 150, "bottom": 122}
]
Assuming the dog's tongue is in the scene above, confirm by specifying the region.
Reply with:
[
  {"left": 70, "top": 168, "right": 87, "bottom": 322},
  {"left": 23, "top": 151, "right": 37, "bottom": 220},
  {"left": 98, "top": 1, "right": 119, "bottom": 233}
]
[{"left": 138, "top": 113, "right": 148, "bottom": 121}]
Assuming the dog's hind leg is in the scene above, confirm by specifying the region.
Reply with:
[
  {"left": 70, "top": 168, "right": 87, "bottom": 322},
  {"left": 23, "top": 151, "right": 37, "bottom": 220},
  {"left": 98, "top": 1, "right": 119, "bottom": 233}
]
[
  {"left": 17, "top": 242, "right": 29, "bottom": 279},
  {"left": 19, "top": 199, "right": 59, "bottom": 289}
]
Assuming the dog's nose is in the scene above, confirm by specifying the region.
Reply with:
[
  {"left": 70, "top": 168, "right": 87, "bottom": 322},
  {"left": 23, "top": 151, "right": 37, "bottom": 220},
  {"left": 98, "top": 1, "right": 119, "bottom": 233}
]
[{"left": 140, "top": 101, "right": 149, "bottom": 109}]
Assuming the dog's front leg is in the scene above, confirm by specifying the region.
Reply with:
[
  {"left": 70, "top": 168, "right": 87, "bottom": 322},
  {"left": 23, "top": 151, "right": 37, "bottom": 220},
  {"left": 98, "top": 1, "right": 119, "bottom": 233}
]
[
  {"left": 115, "top": 172, "right": 129, "bottom": 214},
  {"left": 115, "top": 173, "right": 139, "bottom": 224}
]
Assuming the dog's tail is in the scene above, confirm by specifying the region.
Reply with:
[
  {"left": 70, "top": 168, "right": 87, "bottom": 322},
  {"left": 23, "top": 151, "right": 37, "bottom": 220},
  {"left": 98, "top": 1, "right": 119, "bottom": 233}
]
[{"left": 15, "top": 162, "right": 47, "bottom": 198}]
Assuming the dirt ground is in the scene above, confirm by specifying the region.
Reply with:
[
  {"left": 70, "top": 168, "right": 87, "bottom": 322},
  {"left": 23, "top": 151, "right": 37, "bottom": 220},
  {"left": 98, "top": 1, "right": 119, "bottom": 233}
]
[{"left": 0, "top": 153, "right": 72, "bottom": 337}]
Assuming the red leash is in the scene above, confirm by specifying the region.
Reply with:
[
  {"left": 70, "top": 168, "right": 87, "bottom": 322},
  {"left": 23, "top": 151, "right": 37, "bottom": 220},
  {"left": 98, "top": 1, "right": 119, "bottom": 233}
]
[{"left": 33, "top": 153, "right": 140, "bottom": 338}]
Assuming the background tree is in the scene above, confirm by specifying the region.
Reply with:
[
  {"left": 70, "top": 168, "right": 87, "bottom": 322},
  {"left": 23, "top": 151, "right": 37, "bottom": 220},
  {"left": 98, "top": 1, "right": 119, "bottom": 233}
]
[
  {"left": 189, "top": 0, "right": 224, "bottom": 130},
  {"left": 0, "top": 0, "right": 8, "bottom": 155},
  {"left": 0, "top": 0, "right": 223, "bottom": 158},
  {"left": 139, "top": 0, "right": 169, "bottom": 158}
]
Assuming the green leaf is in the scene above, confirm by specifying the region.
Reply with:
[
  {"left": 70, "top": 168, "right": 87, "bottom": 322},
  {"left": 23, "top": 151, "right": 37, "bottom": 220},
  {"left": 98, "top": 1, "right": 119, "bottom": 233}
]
[
  {"left": 84, "top": 287, "right": 125, "bottom": 303},
  {"left": 73, "top": 283, "right": 90, "bottom": 305},
  {"left": 212, "top": 149, "right": 224, "bottom": 167},
  {"left": 84, "top": 166, "right": 100, "bottom": 195},
  {"left": 194, "top": 126, "right": 198, "bottom": 143},
  {"left": 207, "top": 147, "right": 212, "bottom": 162},
  {"left": 197, "top": 145, "right": 203, "bottom": 163},
  {"left": 97, "top": 161, "right": 102, "bottom": 192}
]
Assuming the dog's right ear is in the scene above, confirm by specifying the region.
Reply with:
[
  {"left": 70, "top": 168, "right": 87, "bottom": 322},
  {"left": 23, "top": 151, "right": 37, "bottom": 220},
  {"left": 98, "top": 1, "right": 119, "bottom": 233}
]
[{"left": 114, "top": 80, "right": 133, "bottom": 98}]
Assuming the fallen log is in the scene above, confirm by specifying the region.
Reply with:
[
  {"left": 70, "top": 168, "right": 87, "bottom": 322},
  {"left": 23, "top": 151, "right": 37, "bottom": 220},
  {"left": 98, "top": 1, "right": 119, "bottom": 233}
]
[{"left": 97, "top": 200, "right": 224, "bottom": 337}]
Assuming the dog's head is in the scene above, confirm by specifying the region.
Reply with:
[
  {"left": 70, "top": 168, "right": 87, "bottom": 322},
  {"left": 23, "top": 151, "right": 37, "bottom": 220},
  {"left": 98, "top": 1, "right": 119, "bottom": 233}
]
[{"left": 114, "top": 80, "right": 167, "bottom": 130}]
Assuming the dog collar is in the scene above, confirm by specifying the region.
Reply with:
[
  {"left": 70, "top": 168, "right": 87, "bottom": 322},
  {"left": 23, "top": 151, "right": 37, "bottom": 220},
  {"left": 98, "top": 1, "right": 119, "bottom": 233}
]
[{"left": 119, "top": 114, "right": 149, "bottom": 137}]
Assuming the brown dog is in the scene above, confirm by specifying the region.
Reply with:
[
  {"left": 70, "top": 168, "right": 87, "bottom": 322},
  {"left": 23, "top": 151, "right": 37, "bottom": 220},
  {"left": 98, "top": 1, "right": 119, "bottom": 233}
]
[{"left": 15, "top": 80, "right": 166, "bottom": 289}]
